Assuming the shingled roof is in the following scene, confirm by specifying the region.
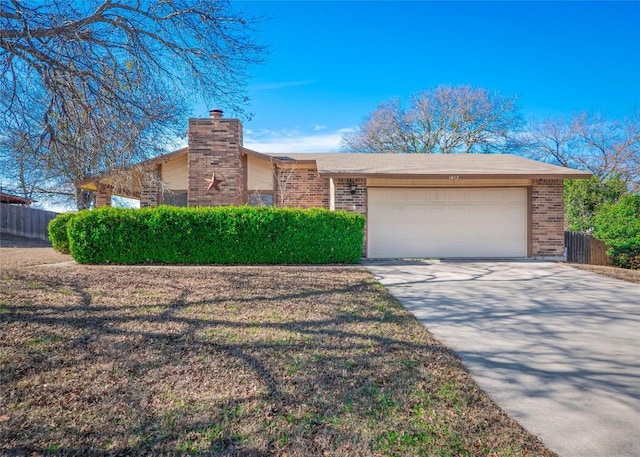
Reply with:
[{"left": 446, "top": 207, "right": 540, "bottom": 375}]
[
  {"left": 265, "top": 153, "right": 593, "bottom": 179},
  {"left": 0, "top": 192, "right": 34, "bottom": 205}
]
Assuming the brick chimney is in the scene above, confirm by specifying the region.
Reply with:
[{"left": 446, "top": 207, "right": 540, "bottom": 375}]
[
  {"left": 187, "top": 110, "right": 246, "bottom": 206},
  {"left": 209, "top": 109, "right": 224, "bottom": 119}
]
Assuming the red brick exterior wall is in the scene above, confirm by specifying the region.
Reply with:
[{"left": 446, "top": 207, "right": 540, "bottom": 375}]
[
  {"left": 275, "top": 164, "right": 329, "bottom": 208},
  {"left": 95, "top": 183, "right": 112, "bottom": 207},
  {"left": 333, "top": 178, "right": 367, "bottom": 256},
  {"left": 531, "top": 179, "right": 565, "bottom": 257},
  {"left": 187, "top": 117, "right": 245, "bottom": 206},
  {"left": 140, "top": 167, "right": 161, "bottom": 208},
  {"left": 332, "top": 178, "right": 367, "bottom": 214}
]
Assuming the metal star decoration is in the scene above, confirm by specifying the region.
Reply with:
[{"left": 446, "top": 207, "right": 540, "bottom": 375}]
[{"left": 205, "top": 172, "right": 225, "bottom": 192}]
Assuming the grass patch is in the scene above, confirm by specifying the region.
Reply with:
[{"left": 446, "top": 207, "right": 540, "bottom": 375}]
[
  {"left": 566, "top": 263, "right": 640, "bottom": 284},
  {"left": 25, "top": 333, "right": 63, "bottom": 347},
  {"left": 0, "top": 257, "right": 556, "bottom": 456}
]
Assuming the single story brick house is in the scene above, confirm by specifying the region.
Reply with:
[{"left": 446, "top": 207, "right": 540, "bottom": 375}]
[{"left": 77, "top": 109, "right": 591, "bottom": 259}]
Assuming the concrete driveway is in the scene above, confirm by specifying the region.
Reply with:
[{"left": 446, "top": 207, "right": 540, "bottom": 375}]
[{"left": 366, "top": 260, "right": 640, "bottom": 457}]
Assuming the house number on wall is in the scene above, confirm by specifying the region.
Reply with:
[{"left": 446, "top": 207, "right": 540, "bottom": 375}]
[{"left": 449, "top": 175, "right": 459, "bottom": 180}]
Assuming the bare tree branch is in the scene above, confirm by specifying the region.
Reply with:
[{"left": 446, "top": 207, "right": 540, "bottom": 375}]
[
  {"left": 0, "top": 0, "right": 265, "bottom": 209},
  {"left": 524, "top": 111, "right": 640, "bottom": 191},
  {"left": 342, "top": 85, "right": 522, "bottom": 154}
]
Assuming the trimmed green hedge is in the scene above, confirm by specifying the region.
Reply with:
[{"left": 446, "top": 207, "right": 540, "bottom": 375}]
[
  {"left": 594, "top": 194, "right": 640, "bottom": 270},
  {"left": 67, "top": 206, "right": 365, "bottom": 264},
  {"left": 48, "top": 212, "right": 78, "bottom": 254}
]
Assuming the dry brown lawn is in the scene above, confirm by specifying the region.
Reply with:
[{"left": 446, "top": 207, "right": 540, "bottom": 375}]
[
  {"left": 0, "top": 241, "right": 555, "bottom": 456},
  {"left": 566, "top": 263, "right": 640, "bottom": 284}
]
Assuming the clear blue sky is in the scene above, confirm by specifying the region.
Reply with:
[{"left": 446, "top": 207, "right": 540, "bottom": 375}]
[{"left": 200, "top": 0, "right": 640, "bottom": 153}]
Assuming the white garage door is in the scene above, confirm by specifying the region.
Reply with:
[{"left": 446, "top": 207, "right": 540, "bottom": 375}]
[{"left": 368, "top": 187, "right": 527, "bottom": 258}]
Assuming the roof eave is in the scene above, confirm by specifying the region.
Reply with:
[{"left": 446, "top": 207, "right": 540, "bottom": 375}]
[
  {"left": 319, "top": 171, "right": 593, "bottom": 180},
  {"left": 0, "top": 194, "right": 34, "bottom": 205},
  {"left": 75, "top": 147, "right": 188, "bottom": 189}
]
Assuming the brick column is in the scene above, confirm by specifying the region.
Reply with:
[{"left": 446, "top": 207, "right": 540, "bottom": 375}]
[
  {"left": 531, "top": 179, "right": 565, "bottom": 258},
  {"left": 333, "top": 178, "right": 367, "bottom": 257},
  {"left": 140, "top": 166, "right": 161, "bottom": 207},
  {"left": 187, "top": 110, "right": 245, "bottom": 206},
  {"left": 95, "top": 183, "right": 112, "bottom": 208},
  {"left": 333, "top": 178, "right": 367, "bottom": 215}
]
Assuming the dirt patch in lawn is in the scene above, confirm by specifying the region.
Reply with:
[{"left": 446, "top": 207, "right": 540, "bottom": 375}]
[
  {"left": 566, "top": 263, "right": 640, "bottom": 284},
  {"left": 0, "top": 248, "right": 556, "bottom": 456}
]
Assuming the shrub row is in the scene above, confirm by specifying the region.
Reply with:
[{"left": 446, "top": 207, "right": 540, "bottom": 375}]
[
  {"left": 47, "top": 211, "right": 76, "bottom": 254},
  {"left": 594, "top": 194, "right": 640, "bottom": 270},
  {"left": 52, "top": 206, "right": 365, "bottom": 265}
]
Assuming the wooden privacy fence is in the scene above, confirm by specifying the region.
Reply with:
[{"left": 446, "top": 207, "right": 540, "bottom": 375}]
[
  {"left": 0, "top": 203, "right": 59, "bottom": 241},
  {"left": 564, "top": 231, "right": 611, "bottom": 266}
]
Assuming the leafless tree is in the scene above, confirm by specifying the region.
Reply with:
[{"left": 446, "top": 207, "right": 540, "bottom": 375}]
[
  {"left": 0, "top": 0, "right": 264, "bottom": 209},
  {"left": 521, "top": 116, "right": 577, "bottom": 168},
  {"left": 524, "top": 111, "right": 640, "bottom": 191},
  {"left": 0, "top": 126, "right": 49, "bottom": 200},
  {"left": 342, "top": 85, "right": 523, "bottom": 154}
]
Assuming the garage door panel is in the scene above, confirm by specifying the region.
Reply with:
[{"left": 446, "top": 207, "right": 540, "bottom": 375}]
[
  {"left": 421, "top": 224, "right": 451, "bottom": 239},
  {"left": 465, "top": 206, "right": 490, "bottom": 220},
  {"left": 491, "top": 224, "right": 525, "bottom": 238},
  {"left": 446, "top": 189, "right": 466, "bottom": 203},
  {"left": 423, "top": 206, "right": 447, "bottom": 222},
  {"left": 368, "top": 187, "right": 527, "bottom": 258},
  {"left": 406, "top": 188, "right": 428, "bottom": 202},
  {"left": 467, "top": 190, "right": 487, "bottom": 203},
  {"left": 402, "top": 205, "right": 426, "bottom": 223},
  {"left": 502, "top": 205, "right": 526, "bottom": 218},
  {"left": 484, "top": 189, "right": 506, "bottom": 202},
  {"left": 504, "top": 191, "right": 527, "bottom": 203},
  {"left": 425, "top": 188, "right": 444, "bottom": 202}
]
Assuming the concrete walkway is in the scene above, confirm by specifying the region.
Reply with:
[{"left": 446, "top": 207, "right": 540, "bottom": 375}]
[{"left": 366, "top": 260, "right": 640, "bottom": 457}]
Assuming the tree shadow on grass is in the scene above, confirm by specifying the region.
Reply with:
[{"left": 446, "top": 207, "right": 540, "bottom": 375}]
[{"left": 0, "top": 265, "right": 552, "bottom": 457}]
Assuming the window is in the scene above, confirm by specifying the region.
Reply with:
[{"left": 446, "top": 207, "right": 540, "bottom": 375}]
[
  {"left": 163, "top": 191, "right": 188, "bottom": 207},
  {"left": 248, "top": 193, "right": 274, "bottom": 207}
]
